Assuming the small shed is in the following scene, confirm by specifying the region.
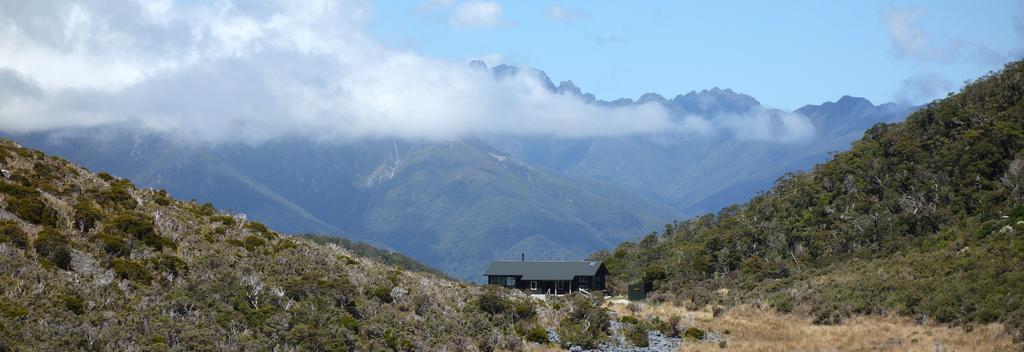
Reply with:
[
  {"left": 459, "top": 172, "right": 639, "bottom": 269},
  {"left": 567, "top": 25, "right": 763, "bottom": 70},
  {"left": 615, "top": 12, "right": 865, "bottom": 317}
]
[{"left": 628, "top": 281, "right": 653, "bottom": 300}]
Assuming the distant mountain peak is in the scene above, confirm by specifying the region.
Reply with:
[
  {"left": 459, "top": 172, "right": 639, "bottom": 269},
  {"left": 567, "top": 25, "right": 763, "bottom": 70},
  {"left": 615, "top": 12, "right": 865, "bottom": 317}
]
[
  {"left": 469, "top": 59, "right": 488, "bottom": 71},
  {"left": 835, "top": 95, "right": 874, "bottom": 108},
  {"left": 637, "top": 92, "right": 667, "bottom": 104},
  {"left": 490, "top": 64, "right": 520, "bottom": 79},
  {"left": 557, "top": 80, "right": 582, "bottom": 95}
]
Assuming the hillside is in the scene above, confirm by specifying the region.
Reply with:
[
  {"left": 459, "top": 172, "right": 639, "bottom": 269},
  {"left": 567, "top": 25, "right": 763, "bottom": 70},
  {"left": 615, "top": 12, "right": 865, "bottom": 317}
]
[
  {"left": 596, "top": 60, "right": 1024, "bottom": 339},
  {"left": 0, "top": 140, "right": 564, "bottom": 350}
]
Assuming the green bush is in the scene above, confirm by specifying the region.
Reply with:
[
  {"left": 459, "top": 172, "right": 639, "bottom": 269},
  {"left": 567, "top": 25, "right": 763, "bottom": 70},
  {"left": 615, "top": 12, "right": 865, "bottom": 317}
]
[
  {"left": 153, "top": 190, "right": 172, "bottom": 206},
  {"left": 150, "top": 254, "right": 188, "bottom": 276},
  {"left": 107, "top": 212, "right": 175, "bottom": 251},
  {"left": 60, "top": 295, "right": 85, "bottom": 315},
  {"left": 34, "top": 227, "right": 71, "bottom": 270},
  {"left": 768, "top": 293, "right": 795, "bottom": 313},
  {"left": 245, "top": 221, "right": 273, "bottom": 239},
  {"left": 97, "top": 232, "right": 130, "bottom": 257},
  {"left": 556, "top": 296, "right": 610, "bottom": 348},
  {"left": 209, "top": 215, "right": 236, "bottom": 227},
  {"left": 0, "top": 300, "right": 28, "bottom": 319},
  {"left": 111, "top": 258, "right": 153, "bottom": 284},
  {"left": 0, "top": 182, "right": 59, "bottom": 227},
  {"left": 369, "top": 286, "right": 393, "bottom": 303},
  {"left": 93, "top": 180, "right": 136, "bottom": 210},
  {"left": 684, "top": 327, "right": 705, "bottom": 340},
  {"left": 72, "top": 199, "right": 104, "bottom": 233},
  {"left": 513, "top": 300, "right": 536, "bottom": 320},
  {"left": 476, "top": 288, "right": 510, "bottom": 315},
  {"left": 625, "top": 323, "right": 648, "bottom": 347},
  {"left": 620, "top": 315, "right": 640, "bottom": 324},
  {"left": 241, "top": 235, "right": 266, "bottom": 251},
  {"left": 0, "top": 220, "right": 29, "bottom": 249},
  {"left": 194, "top": 202, "right": 215, "bottom": 216},
  {"left": 522, "top": 325, "right": 549, "bottom": 344},
  {"left": 812, "top": 303, "right": 849, "bottom": 325},
  {"left": 645, "top": 317, "right": 675, "bottom": 337}
]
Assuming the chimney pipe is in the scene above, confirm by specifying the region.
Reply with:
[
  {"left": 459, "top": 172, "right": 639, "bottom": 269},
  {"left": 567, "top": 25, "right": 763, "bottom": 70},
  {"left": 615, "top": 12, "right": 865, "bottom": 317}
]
[{"left": 521, "top": 253, "right": 524, "bottom": 262}]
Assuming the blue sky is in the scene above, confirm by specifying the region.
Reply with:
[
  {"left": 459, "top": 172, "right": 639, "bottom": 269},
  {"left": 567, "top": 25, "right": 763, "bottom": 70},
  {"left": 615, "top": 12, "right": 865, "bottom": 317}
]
[
  {"left": 2, "top": 0, "right": 1020, "bottom": 142},
  {"left": 370, "top": 0, "right": 1023, "bottom": 109}
]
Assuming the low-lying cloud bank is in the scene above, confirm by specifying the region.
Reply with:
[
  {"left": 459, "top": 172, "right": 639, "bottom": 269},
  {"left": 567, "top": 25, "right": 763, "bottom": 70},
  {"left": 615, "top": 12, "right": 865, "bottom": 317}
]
[{"left": 0, "top": 0, "right": 813, "bottom": 144}]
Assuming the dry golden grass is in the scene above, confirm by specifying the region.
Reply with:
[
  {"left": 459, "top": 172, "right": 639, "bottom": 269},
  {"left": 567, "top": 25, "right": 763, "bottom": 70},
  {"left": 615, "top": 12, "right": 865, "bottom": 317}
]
[{"left": 605, "top": 301, "right": 1019, "bottom": 352}]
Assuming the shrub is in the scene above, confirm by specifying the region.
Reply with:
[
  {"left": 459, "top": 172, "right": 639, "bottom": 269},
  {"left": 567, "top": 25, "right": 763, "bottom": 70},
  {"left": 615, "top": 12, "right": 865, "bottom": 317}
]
[
  {"left": 768, "top": 293, "right": 795, "bottom": 313},
  {"left": 668, "top": 315, "right": 682, "bottom": 337},
  {"left": 111, "top": 258, "right": 153, "bottom": 284},
  {"left": 646, "top": 317, "right": 675, "bottom": 337},
  {"left": 625, "top": 323, "right": 649, "bottom": 347},
  {"left": 194, "top": 202, "right": 215, "bottom": 216},
  {"left": 209, "top": 215, "right": 236, "bottom": 227},
  {"left": 556, "top": 296, "right": 610, "bottom": 348},
  {"left": 153, "top": 190, "right": 172, "bottom": 206},
  {"left": 150, "top": 254, "right": 188, "bottom": 276},
  {"left": 96, "top": 172, "right": 114, "bottom": 182},
  {"left": 513, "top": 300, "right": 536, "bottom": 320},
  {"left": 369, "top": 286, "right": 394, "bottom": 303},
  {"left": 684, "top": 327, "right": 705, "bottom": 340},
  {"left": 245, "top": 221, "right": 273, "bottom": 239},
  {"left": 0, "top": 182, "right": 59, "bottom": 227},
  {"left": 34, "top": 227, "right": 71, "bottom": 270},
  {"left": 241, "top": 235, "right": 266, "bottom": 251},
  {"left": 523, "top": 325, "right": 549, "bottom": 344},
  {"left": 0, "top": 300, "right": 28, "bottom": 319},
  {"left": 72, "top": 199, "right": 104, "bottom": 232},
  {"left": 620, "top": 315, "right": 640, "bottom": 324},
  {"left": 93, "top": 180, "right": 136, "bottom": 210},
  {"left": 0, "top": 220, "right": 29, "bottom": 249},
  {"left": 107, "top": 212, "right": 174, "bottom": 251},
  {"left": 477, "top": 288, "right": 510, "bottom": 315},
  {"left": 97, "top": 232, "right": 130, "bottom": 257},
  {"left": 60, "top": 295, "right": 85, "bottom": 315},
  {"left": 812, "top": 303, "right": 850, "bottom": 325}
]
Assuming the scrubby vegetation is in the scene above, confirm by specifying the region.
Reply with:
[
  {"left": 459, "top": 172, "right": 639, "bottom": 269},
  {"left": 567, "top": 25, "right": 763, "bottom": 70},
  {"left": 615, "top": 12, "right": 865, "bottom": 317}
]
[
  {"left": 0, "top": 140, "right": 553, "bottom": 350},
  {"left": 552, "top": 295, "right": 612, "bottom": 349},
  {"left": 299, "top": 233, "right": 450, "bottom": 278},
  {"left": 596, "top": 60, "right": 1024, "bottom": 340}
]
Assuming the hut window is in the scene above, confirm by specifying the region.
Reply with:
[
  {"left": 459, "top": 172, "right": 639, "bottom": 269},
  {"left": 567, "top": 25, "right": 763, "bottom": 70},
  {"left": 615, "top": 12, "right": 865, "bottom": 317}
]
[
  {"left": 578, "top": 276, "right": 588, "bottom": 283},
  {"left": 530, "top": 281, "right": 537, "bottom": 290},
  {"left": 505, "top": 277, "right": 515, "bottom": 287}
]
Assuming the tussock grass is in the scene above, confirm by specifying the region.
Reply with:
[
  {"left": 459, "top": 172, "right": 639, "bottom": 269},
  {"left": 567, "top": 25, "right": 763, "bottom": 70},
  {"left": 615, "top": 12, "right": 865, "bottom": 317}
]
[{"left": 605, "top": 301, "right": 1018, "bottom": 351}]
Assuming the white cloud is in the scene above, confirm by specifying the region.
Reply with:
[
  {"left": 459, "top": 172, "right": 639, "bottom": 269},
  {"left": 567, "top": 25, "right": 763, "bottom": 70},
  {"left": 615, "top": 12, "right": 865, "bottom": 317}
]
[
  {"left": 450, "top": 1, "right": 502, "bottom": 28},
  {"left": 0, "top": 0, "right": 811, "bottom": 145},
  {"left": 414, "top": 0, "right": 454, "bottom": 13},
  {"left": 883, "top": 7, "right": 1010, "bottom": 64},
  {"left": 544, "top": 5, "right": 586, "bottom": 23},
  {"left": 894, "top": 72, "right": 953, "bottom": 104}
]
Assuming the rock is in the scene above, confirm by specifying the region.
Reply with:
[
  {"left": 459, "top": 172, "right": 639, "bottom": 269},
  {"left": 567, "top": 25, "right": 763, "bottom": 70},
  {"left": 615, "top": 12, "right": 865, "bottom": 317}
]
[{"left": 547, "top": 329, "right": 560, "bottom": 344}]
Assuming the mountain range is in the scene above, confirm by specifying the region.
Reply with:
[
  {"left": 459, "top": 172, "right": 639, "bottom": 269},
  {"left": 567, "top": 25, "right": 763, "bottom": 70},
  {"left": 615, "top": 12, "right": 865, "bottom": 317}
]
[{"left": 3, "top": 64, "right": 916, "bottom": 280}]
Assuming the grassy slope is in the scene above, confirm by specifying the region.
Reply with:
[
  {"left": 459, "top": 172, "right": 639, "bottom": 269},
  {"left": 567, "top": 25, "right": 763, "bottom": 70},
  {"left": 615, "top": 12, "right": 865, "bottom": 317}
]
[
  {"left": 596, "top": 60, "right": 1024, "bottom": 338},
  {"left": 0, "top": 140, "right": 552, "bottom": 351}
]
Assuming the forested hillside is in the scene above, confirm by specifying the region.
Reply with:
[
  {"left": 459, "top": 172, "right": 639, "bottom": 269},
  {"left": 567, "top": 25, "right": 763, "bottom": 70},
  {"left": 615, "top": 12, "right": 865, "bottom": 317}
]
[
  {"left": 0, "top": 140, "right": 561, "bottom": 350},
  {"left": 596, "top": 60, "right": 1024, "bottom": 338}
]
